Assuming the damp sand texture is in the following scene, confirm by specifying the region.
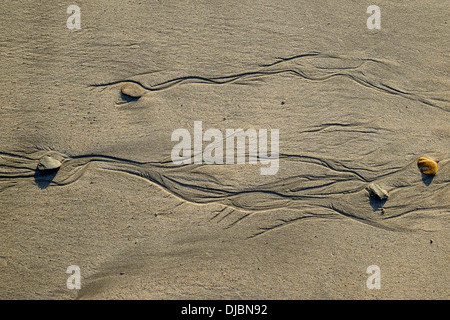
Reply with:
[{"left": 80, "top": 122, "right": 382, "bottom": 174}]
[{"left": 0, "top": 1, "right": 449, "bottom": 299}]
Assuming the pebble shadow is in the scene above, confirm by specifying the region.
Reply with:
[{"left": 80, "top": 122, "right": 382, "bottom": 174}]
[
  {"left": 421, "top": 173, "right": 435, "bottom": 186},
  {"left": 34, "top": 168, "right": 59, "bottom": 189}
]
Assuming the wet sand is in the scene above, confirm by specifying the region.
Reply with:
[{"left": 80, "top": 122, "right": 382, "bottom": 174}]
[{"left": 0, "top": 0, "right": 449, "bottom": 299}]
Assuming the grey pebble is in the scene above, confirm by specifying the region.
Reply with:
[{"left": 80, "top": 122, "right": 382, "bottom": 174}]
[
  {"left": 37, "top": 155, "right": 62, "bottom": 171},
  {"left": 366, "top": 183, "right": 389, "bottom": 200}
]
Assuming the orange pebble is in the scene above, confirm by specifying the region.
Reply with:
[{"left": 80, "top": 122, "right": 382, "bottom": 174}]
[{"left": 417, "top": 157, "right": 438, "bottom": 175}]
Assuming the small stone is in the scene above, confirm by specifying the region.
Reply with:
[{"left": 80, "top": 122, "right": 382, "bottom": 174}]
[
  {"left": 366, "top": 183, "right": 389, "bottom": 200},
  {"left": 37, "top": 156, "right": 61, "bottom": 171},
  {"left": 417, "top": 157, "right": 438, "bottom": 175},
  {"left": 120, "top": 82, "right": 146, "bottom": 98}
]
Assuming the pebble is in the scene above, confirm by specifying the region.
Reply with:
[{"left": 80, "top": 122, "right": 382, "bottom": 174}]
[
  {"left": 366, "top": 183, "right": 389, "bottom": 200},
  {"left": 417, "top": 157, "right": 438, "bottom": 175},
  {"left": 120, "top": 82, "right": 146, "bottom": 98},
  {"left": 37, "top": 155, "right": 62, "bottom": 171}
]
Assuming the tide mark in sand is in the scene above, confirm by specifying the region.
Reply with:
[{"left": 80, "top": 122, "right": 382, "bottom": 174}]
[
  {"left": 90, "top": 52, "right": 448, "bottom": 111},
  {"left": 2, "top": 150, "right": 448, "bottom": 238}
]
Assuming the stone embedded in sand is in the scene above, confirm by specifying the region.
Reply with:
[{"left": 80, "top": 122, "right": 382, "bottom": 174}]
[
  {"left": 366, "top": 183, "right": 389, "bottom": 200},
  {"left": 417, "top": 157, "right": 438, "bottom": 175},
  {"left": 120, "top": 82, "right": 146, "bottom": 98},
  {"left": 37, "top": 155, "right": 62, "bottom": 171}
]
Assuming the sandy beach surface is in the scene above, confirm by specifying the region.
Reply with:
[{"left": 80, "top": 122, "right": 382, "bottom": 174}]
[{"left": 0, "top": 0, "right": 449, "bottom": 299}]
